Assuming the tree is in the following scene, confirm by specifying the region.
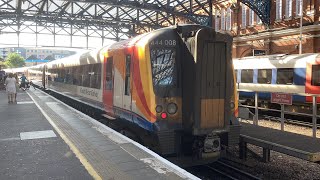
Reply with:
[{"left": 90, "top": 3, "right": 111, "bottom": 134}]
[{"left": 4, "top": 53, "right": 25, "bottom": 68}]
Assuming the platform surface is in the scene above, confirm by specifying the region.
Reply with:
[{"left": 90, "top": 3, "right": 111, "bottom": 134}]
[
  {"left": 0, "top": 91, "right": 93, "bottom": 179},
  {"left": 0, "top": 89, "right": 198, "bottom": 180},
  {"left": 241, "top": 123, "right": 320, "bottom": 153},
  {"left": 241, "top": 122, "right": 320, "bottom": 161}
]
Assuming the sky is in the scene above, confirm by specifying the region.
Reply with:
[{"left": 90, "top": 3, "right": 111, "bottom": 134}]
[{"left": 0, "top": 31, "right": 117, "bottom": 50}]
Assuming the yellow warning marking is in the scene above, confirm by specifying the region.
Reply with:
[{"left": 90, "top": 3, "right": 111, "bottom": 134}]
[{"left": 27, "top": 91, "right": 102, "bottom": 180}]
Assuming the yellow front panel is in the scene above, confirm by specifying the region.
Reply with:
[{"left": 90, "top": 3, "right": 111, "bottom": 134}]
[{"left": 200, "top": 99, "right": 225, "bottom": 129}]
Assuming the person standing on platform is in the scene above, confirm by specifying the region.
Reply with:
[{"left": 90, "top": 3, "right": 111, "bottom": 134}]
[
  {"left": 20, "top": 74, "right": 27, "bottom": 90},
  {"left": 14, "top": 73, "right": 19, "bottom": 101},
  {"left": 5, "top": 73, "right": 17, "bottom": 104}
]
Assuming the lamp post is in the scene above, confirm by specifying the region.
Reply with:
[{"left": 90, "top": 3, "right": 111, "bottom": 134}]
[{"left": 299, "top": 0, "right": 303, "bottom": 54}]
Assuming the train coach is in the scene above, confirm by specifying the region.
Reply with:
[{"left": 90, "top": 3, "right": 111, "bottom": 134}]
[
  {"left": 25, "top": 25, "right": 240, "bottom": 166},
  {"left": 234, "top": 53, "right": 320, "bottom": 114}
]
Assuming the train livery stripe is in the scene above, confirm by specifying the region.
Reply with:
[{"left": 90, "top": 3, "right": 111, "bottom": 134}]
[{"left": 132, "top": 46, "right": 156, "bottom": 121}]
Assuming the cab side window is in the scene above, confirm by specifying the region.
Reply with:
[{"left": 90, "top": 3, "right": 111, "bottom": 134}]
[
  {"left": 234, "top": 70, "right": 238, "bottom": 83},
  {"left": 311, "top": 65, "right": 320, "bottom": 86},
  {"left": 125, "top": 55, "right": 131, "bottom": 95},
  {"left": 106, "top": 57, "right": 113, "bottom": 90}
]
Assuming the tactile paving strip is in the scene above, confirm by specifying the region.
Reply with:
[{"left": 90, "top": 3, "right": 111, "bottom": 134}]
[{"left": 28, "top": 91, "right": 131, "bottom": 180}]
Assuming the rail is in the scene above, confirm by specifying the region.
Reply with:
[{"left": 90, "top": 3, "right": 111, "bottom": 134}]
[
  {"left": 237, "top": 89, "right": 319, "bottom": 138},
  {"left": 202, "top": 159, "right": 261, "bottom": 180}
]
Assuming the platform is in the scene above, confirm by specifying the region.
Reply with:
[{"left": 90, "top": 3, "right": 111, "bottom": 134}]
[
  {"left": 240, "top": 122, "right": 320, "bottom": 162},
  {"left": 0, "top": 89, "right": 199, "bottom": 180}
]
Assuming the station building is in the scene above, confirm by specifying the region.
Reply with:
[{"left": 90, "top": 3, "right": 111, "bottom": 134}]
[{"left": 213, "top": 0, "right": 319, "bottom": 58}]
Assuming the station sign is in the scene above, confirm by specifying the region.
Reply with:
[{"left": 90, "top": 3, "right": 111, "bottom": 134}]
[
  {"left": 271, "top": 93, "right": 292, "bottom": 105},
  {"left": 253, "top": 49, "right": 266, "bottom": 56}
]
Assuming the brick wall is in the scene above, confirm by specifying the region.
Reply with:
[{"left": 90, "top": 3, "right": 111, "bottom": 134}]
[{"left": 213, "top": 0, "right": 319, "bottom": 58}]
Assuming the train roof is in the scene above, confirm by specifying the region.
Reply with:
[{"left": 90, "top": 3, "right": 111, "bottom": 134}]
[
  {"left": 3, "top": 67, "right": 28, "bottom": 73},
  {"left": 33, "top": 25, "right": 207, "bottom": 69},
  {"left": 233, "top": 53, "right": 320, "bottom": 69}
]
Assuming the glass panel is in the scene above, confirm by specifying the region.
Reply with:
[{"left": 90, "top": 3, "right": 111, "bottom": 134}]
[
  {"left": 235, "top": 69, "right": 238, "bottom": 82},
  {"left": 258, "top": 69, "right": 272, "bottom": 84},
  {"left": 106, "top": 57, "right": 113, "bottom": 90},
  {"left": 125, "top": 55, "right": 131, "bottom": 95},
  {"left": 277, "top": 68, "right": 293, "bottom": 84},
  {"left": 241, "top": 69, "right": 253, "bottom": 83},
  {"left": 312, "top": 65, "right": 320, "bottom": 86},
  {"left": 150, "top": 49, "right": 176, "bottom": 87}
]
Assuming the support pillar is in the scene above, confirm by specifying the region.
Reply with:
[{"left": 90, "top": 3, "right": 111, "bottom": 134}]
[
  {"left": 263, "top": 148, "right": 271, "bottom": 162},
  {"left": 239, "top": 137, "right": 247, "bottom": 160},
  {"left": 313, "top": 96, "right": 317, "bottom": 138},
  {"left": 254, "top": 92, "right": 258, "bottom": 125},
  {"left": 281, "top": 104, "right": 285, "bottom": 131}
]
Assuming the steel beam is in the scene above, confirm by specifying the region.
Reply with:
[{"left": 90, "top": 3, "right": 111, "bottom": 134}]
[
  {"left": 0, "top": 0, "right": 214, "bottom": 47},
  {"left": 240, "top": 0, "right": 271, "bottom": 26}
]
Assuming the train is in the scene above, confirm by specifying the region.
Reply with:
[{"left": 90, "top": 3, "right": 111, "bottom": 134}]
[
  {"left": 9, "top": 25, "right": 240, "bottom": 166},
  {"left": 234, "top": 53, "right": 320, "bottom": 115}
]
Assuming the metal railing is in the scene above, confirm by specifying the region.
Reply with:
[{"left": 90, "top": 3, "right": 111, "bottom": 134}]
[{"left": 237, "top": 89, "right": 319, "bottom": 138}]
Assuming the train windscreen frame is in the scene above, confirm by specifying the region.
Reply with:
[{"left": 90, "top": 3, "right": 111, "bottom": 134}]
[{"left": 150, "top": 48, "right": 177, "bottom": 88}]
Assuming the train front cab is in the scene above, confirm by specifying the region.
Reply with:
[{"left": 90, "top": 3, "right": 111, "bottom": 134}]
[
  {"left": 146, "top": 26, "right": 240, "bottom": 165},
  {"left": 101, "top": 25, "right": 240, "bottom": 166}
]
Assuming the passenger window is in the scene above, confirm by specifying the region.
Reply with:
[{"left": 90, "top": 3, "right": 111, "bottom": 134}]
[
  {"left": 277, "top": 68, "right": 293, "bottom": 85},
  {"left": 125, "top": 55, "right": 131, "bottom": 95},
  {"left": 82, "top": 65, "right": 91, "bottom": 87},
  {"left": 234, "top": 70, "right": 238, "bottom": 82},
  {"left": 241, "top": 69, "right": 253, "bottom": 83},
  {"left": 93, "top": 64, "right": 101, "bottom": 89},
  {"left": 258, "top": 69, "right": 272, "bottom": 84},
  {"left": 311, "top": 65, "right": 320, "bottom": 86},
  {"left": 105, "top": 57, "right": 113, "bottom": 90}
]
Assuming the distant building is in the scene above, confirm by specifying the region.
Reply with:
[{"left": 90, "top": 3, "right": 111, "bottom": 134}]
[
  {"left": 25, "top": 60, "right": 50, "bottom": 67},
  {"left": 0, "top": 48, "right": 8, "bottom": 60},
  {"left": 0, "top": 47, "right": 76, "bottom": 61},
  {"left": 213, "top": 0, "right": 319, "bottom": 58},
  {"left": 25, "top": 48, "right": 76, "bottom": 60}
]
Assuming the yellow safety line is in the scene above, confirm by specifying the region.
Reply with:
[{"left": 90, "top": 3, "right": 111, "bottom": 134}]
[{"left": 26, "top": 91, "right": 102, "bottom": 180}]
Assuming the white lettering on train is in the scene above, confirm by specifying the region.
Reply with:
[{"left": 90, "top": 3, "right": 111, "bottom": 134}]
[{"left": 80, "top": 87, "right": 98, "bottom": 98}]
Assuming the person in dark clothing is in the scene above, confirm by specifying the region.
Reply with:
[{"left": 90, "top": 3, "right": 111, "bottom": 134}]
[{"left": 20, "top": 74, "right": 28, "bottom": 90}]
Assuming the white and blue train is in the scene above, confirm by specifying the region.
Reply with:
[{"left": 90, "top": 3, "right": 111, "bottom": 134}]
[{"left": 234, "top": 53, "right": 320, "bottom": 114}]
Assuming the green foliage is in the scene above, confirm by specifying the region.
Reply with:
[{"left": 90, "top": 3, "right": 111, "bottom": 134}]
[{"left": 4, "top": 53, "right": 25, "bottom": 68}]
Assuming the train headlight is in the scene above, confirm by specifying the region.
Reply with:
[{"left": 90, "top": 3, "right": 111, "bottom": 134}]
[
  {"left": 167, "top": 103, "right": 178, "bottom": 114},
  {"left": 156, "top": 105, "right": 163, "bottom": 113},
  {"left": 230, "top": 101, "right": 235, "bottom": 109}
]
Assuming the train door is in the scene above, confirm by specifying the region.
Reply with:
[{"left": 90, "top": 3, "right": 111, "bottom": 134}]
[
  {"left": 123, "top": 54, "right": 132, "bottom": 111},
  {"left": 192, "top": 27, "right": 232, "bottom": 133},
  {"left": 113, "top": 55, "right": 124, "bottom": 109},
  {"left": 103, "top": 57, "right": 114, "bottom": 114}
]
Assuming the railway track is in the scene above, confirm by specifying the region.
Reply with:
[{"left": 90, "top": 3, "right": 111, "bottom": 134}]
[
  {"left": 262, "top": 115, "right": 320, "bottom": 129},
  {"left": 189, "top": 159, "right": 261, "bottom": 180}
]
